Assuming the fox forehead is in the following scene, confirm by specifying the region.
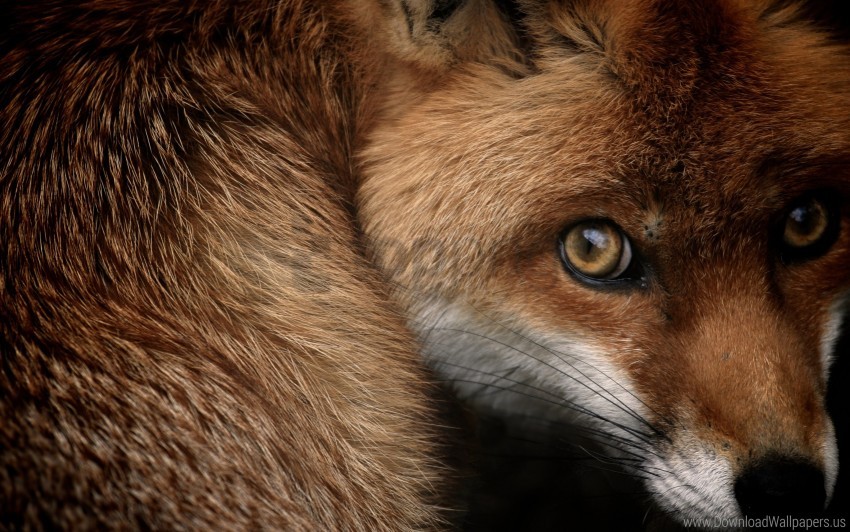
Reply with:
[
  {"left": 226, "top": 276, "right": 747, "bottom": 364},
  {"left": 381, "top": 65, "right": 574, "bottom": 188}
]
[{"left": 361, "top": 0, "right": 850, "bottom": 277}]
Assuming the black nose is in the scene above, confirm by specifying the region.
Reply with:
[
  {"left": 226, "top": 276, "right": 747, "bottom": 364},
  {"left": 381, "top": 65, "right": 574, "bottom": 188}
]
[{"left": 734, "top": 456, "right": 826, "bottom": 518}]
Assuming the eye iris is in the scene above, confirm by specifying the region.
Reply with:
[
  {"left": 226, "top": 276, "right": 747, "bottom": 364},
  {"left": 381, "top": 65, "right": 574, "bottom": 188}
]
[
  {"left": 784, "top": 198, "right": 828, "bottom": 248},
  {"left": 565, "top": 222, "right": 623, "bottom": 278}
]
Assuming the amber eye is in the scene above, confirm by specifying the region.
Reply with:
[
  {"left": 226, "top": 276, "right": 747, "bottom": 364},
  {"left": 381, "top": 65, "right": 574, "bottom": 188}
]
[
  {"left": 561, "top": 220, "right": 633, "bottom": 281},
  {"left": 780, "top": 194, "right": 839, "bottom": 261},
  {"left": 784, "top": 198, "right": 829, "bottom": 247}
]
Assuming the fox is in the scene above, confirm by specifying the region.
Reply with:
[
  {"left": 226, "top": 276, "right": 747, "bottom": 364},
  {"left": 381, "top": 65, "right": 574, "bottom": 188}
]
[
  {"left": 358, "top": 0, "right": 850, "bottom": 525},
  {"left": 1, "top": 0, "right": 849, "bottom": 530}
]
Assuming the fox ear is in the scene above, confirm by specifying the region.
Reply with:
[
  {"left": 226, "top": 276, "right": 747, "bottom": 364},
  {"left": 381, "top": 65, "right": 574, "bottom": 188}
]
[{"left": 384, "top": 0, "right": 533, "bottom": 72}]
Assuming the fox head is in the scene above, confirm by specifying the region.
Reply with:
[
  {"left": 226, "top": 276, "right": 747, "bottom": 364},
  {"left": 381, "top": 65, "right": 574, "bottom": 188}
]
[{"left": 358, "top": 0, "right": 850, "bottom": 523}]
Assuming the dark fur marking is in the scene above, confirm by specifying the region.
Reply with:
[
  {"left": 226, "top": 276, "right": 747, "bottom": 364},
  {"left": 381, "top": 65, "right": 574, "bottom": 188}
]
[
  {"left": 670, "top": 160, "right": 685, "bottom": 175},
  {"left": 429, "top": 0, "right": 463, "bottom": 25},
  {"left": 400, "top": 0, "right": 416, "bottom": 35}
]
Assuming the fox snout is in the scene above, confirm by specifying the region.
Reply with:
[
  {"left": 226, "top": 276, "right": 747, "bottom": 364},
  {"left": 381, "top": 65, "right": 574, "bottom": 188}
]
[{"left": 640, "top": 287, "right": 840, "bottom": 521}]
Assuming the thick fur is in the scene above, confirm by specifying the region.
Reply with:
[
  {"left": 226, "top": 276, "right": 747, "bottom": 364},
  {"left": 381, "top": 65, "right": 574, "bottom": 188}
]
[
  {"left": 2, "top": 0, "right": 850, "bottom": 528},
  {"left": 0, "top": 1, "right": 459, "bottom": 529}
]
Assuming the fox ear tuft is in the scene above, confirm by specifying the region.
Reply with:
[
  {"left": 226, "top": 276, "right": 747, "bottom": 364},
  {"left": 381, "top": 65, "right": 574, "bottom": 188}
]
[
  {"left": 383, "top": 0, "right": 534, "bottom": 72},
  {"left": 409, "top": 0, "right": 467, "bottom": 27},
  {"left": 396, "top": 0, "right": 465, "bottom": 44}
]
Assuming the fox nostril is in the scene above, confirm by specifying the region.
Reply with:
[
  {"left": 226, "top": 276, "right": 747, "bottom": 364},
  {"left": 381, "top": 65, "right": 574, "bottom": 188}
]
[{"left": 734, "top": 457, "right": 825, "bottom": 518}]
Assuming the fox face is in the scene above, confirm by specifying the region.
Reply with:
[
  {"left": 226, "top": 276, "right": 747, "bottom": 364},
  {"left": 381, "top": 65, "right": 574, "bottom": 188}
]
[{"left": 360, "top": 0, "right": 850, "bottom": 522}]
